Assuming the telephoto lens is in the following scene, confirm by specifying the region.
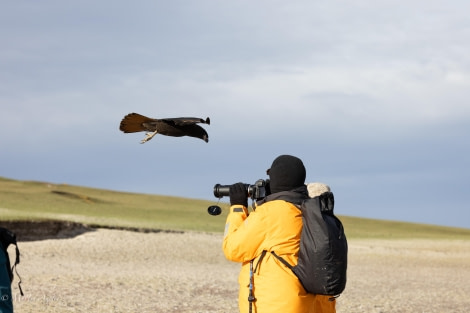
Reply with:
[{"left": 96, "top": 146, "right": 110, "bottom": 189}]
[{"left": 213, "top": 184, "right": 230, "bottom": 198}]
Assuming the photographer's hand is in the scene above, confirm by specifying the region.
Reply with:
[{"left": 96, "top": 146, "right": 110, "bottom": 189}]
[{"left": 229, "top": 183, "right": 248, "bottom": 207}]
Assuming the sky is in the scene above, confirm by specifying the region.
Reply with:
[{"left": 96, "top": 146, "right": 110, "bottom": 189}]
[{"left": 1, "top": 0, "right": 469, "bottom": 229}]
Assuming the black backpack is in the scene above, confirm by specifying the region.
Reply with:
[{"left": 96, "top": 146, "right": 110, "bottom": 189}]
[
  {"left": 272, "top": 192, "right": 347, "bottom": 296},
  {"left": 0, "top": 227, "right": 23, "bottom": 296}
]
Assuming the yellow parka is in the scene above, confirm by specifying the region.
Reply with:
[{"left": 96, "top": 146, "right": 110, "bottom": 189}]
[{"left": 223, "top": 191, "right": 336, "bottom": 313}]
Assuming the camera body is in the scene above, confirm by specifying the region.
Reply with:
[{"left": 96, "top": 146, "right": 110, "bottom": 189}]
[{"left": 213, "top": 179, "right": 270, "bottom": 201}]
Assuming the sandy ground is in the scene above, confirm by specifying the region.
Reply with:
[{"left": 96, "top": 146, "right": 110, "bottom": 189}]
[{"left": 8, "top": 229, "right": 470, "bottom": 313}]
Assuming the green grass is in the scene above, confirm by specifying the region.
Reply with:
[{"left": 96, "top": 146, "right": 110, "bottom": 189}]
[
  {"left": 340, "top": 216, "right": 470, "bottom": 240},
  {"left": 1, "top": 176, "right": 470, "bottom": 239},
  {"left": 0, "top": 176, "right": 230, "bottom": 233}
]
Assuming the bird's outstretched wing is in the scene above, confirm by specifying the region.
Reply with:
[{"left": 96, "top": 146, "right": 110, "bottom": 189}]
[{"left": 160, "top": 117, "right": 210, "bottom": 126}]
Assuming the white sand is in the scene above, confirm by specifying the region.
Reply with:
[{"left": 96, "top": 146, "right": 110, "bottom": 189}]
[{"left": 9, "top": 229, "right": 470, "bottom": 312}]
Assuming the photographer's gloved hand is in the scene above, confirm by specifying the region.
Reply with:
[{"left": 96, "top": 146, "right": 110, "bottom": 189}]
[{"left": 229, "top": 183, "right": 248, "bottom": 207}]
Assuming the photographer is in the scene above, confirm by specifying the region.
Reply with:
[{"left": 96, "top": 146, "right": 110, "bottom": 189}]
[
  {"left": 0, "top": 246, "right": 13, "bottom": 313},
  {"left": 222, "top": 154, "right": 323, "bottom": 313}
]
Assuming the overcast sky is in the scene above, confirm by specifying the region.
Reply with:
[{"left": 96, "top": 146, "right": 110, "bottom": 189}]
[{"left": 1, "top": 1, "right": 469, "bottom": 229}]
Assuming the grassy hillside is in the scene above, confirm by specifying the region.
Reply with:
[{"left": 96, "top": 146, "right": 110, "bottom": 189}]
[
  {"left": 0, "top": 176, "right": 228, "bottom": 233},
  {"left": 1, "top": 176, "right": 470, "bottom": 239}
]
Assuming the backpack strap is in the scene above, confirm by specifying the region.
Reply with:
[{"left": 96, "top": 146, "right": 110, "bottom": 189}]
[
  {"left": 12, "top": 244, "right": 23, "bottom": 296},
  {"left": 270, "top": 251, "right": 294, "bottom": 270},
  {"left": 319, "top": 191, "right": 335, "bottom": 213}
]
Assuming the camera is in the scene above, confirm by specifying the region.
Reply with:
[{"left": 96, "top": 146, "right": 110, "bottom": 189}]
[
  {"left": 213, "top": 179, "right": 270, "bottom": 201},
  {"left": 208, "top": 179, "right": 270, "bottom": 216}
]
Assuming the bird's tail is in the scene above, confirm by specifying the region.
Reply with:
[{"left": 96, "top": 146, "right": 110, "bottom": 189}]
[{"left": 119, "top": 113, "right": 154, "bottom": 133}]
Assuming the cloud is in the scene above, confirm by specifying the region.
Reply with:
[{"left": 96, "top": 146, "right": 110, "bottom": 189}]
[{"left": 1, "top": 0, "right": 470, "bottom": 228}]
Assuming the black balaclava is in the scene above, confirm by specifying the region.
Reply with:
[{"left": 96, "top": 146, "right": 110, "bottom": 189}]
[{"left": 267, "top": 155, "right": 306, "bottom": 194}]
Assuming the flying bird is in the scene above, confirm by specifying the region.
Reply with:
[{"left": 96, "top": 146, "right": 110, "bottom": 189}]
[{"left": 119, "top": 113, "right": 210, "bottom": 144}]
